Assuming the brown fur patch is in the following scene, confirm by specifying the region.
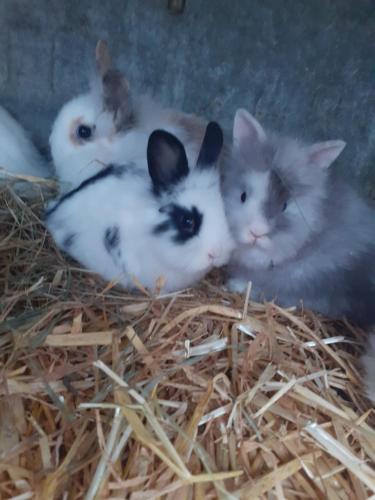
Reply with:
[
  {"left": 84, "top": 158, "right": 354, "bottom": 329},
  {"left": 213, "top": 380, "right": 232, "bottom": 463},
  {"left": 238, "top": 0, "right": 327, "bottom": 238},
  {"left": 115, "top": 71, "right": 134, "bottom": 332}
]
[{"left": 69, "top": 117, "right": 85, "bottom": 146}]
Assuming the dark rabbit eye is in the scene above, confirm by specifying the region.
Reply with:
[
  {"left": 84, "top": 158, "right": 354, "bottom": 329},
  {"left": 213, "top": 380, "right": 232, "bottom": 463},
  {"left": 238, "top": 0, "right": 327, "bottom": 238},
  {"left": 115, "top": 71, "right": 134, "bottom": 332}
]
[
  {"left": 77, "top": 125, "right": 93, "bottom": 140},
  {"left": 180, "top": 214, "right": 195, "bottom": 233},
  {"left": 240, "top": 191, "right": 247, "bottom": 203},
  {"left": 282, "top": 201, "right": 288, "bottom": 212},
  {"left": 155, "top": 204, "right": 203, "bottom": 243}
]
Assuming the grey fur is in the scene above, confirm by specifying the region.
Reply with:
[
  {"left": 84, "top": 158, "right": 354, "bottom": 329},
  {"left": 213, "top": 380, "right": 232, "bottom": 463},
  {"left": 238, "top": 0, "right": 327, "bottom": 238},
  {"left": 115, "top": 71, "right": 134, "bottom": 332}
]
[{"left": 223, "top": 117, "right": 375, "bottom": 327}]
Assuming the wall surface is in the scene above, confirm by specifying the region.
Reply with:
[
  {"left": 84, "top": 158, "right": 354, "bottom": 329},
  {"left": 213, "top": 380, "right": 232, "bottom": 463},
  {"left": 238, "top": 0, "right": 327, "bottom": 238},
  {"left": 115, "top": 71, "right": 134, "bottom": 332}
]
[{"left": 0, "top": 0, "right": 374, "bottom": 188}]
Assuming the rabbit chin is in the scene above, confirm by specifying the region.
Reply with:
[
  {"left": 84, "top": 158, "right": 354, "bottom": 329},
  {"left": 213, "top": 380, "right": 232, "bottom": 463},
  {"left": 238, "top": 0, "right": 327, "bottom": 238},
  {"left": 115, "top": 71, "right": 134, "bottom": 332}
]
[{"left": 234, "top": 244, "right": 274, "bottom": 270}]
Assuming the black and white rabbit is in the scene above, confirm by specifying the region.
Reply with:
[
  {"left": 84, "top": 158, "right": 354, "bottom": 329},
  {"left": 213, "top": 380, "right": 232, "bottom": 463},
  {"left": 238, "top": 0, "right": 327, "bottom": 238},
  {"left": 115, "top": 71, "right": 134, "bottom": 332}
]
[
  {"left": 46, "top": 122, "right": 234, "bottom": 293},
  {"left": 222, "top": 108, "right": 375, "bottom": 402},
  {"left": 50, "top": 41, "right": 206, "bottom": 191}
]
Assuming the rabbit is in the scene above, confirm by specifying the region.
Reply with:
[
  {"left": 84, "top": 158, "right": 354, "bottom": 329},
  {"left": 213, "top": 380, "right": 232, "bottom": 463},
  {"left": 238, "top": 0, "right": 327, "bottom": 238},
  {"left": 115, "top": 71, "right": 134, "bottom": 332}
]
[
  {"left": 0, "top": 105, "right": 50, "bottom": 179},
  {"left": 45, "top": 121, "right": 234, "bottom": 293},
  {"left": 222, "top": 108, "right": 375, "bottom": 403},
  {"left": 50, "top": 40, "right": 207, "bottom": 192},
  {"left": 222, "top": 108, "right": 375, "bottom": 323}
]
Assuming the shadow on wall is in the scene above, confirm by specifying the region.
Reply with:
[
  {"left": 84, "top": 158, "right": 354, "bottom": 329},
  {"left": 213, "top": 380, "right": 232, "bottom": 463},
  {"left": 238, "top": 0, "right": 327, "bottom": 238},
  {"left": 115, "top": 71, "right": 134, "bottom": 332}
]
[{"left": 0, "top": 0, "right": 374, "bottom": 189}]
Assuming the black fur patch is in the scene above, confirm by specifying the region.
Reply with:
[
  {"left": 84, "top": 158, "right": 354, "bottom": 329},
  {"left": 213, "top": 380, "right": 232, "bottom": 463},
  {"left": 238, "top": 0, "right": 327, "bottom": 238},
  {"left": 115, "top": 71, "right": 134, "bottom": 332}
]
[
  {"left": 154, "top": 204, "right": 203, "bottom": 243},
  {"left": 63, "top": 233, "right": 76, "bottom": 249},
  {"left": 104, "top": 226, "right": 120, "bottom": 253},
  {"left": 45, "top": 164, "right": 128, "bottom": 218}
]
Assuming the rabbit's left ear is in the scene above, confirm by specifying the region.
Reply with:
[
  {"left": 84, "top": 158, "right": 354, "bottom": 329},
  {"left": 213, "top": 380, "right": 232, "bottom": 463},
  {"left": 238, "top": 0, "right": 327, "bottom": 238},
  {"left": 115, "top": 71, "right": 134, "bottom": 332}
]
[{"left": 95, "top": 40, "right": 133, "bottom": 131}]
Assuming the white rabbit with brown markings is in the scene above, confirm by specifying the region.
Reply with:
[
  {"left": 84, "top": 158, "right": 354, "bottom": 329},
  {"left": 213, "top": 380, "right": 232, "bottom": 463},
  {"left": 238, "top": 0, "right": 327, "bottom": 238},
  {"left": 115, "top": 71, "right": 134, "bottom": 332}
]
[
  {"left": 50, "top": 40, "right": 206, "bottom": 192},
  {"left": 46, "top": 122, "right": 234, "bottom": 293}
]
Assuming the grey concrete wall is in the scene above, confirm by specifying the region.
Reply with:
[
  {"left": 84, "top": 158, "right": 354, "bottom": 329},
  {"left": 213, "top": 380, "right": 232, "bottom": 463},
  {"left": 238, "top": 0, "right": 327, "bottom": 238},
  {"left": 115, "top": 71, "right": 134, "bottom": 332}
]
[{"left": 0, "top": 0, "right": 374, "bottom": 189}]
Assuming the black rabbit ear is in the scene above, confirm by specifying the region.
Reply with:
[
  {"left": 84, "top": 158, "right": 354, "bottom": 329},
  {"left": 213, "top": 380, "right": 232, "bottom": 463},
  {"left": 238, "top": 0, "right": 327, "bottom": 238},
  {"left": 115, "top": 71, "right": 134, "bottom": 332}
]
[
  {"left": 196, "top": 121, "right": 223, "bottom": 169},
  {"left": 147, "top": 130, "right": 189, "bottom": 193}
]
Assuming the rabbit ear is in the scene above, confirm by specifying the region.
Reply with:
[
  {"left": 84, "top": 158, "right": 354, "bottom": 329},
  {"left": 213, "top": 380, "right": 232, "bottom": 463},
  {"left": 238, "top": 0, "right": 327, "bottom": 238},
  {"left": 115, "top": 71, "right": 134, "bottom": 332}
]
[
  {"left": 147, "top": 130, "right": 189, "bottom": 192},
  {"left": 305, "top": 140, "right": 346, "bottom": 169},
  {"left": 196, "top": 122, "right": 223, "bottom": 169},
  {"left": 96, "top": 40, "right": 112, "bottom": 77},
  {"left": 95, "top": 40, "right": 133, "bottom": 131},
  {"left": 233, "top": 108, "right": 267, "bottom": 145}
]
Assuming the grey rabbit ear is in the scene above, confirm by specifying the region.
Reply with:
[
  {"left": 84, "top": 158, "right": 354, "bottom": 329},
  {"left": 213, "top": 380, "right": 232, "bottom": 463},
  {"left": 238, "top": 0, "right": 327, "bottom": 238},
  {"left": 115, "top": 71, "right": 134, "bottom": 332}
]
[
  {"left": 95, "top": 40, "right": 134, "bottom": 131},
  {"left": 305, "top": 140, "right": 346, "bottom": 169},
  {"left": 233, "top": 108, "right": 267, "bottom": 145},
  {"left": 196, "top": 122, "right": 223, "bottom": 169},
  {"left": 147, "top": 130, "right": 189, "bottom": 193}
]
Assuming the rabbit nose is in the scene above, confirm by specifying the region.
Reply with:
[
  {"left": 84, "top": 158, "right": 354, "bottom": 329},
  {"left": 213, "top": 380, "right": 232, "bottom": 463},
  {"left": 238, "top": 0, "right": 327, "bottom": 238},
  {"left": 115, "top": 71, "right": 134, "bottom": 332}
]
[{"left": 250, "top": 229, "right": 268, "bottom": 239}]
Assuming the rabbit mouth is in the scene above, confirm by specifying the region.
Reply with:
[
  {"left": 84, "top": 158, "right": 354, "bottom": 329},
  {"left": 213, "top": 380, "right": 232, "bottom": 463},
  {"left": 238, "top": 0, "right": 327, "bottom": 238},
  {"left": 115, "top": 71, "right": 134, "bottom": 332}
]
[{"left": 246, "top": 234, "right": 271, "bottom": 249}]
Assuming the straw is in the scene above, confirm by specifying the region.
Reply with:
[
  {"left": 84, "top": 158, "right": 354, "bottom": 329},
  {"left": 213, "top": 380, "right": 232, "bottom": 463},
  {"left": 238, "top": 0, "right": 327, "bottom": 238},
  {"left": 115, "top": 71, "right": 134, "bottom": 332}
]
[{"left": 0, "top": 182, "right": 374, "bottom": 499}]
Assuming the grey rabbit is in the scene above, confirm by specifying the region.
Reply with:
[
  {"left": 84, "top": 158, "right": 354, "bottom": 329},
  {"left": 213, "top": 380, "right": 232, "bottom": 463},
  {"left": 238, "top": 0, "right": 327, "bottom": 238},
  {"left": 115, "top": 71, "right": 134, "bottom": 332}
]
[{"left": 222, "top": 108, "right": 375, "bottom": 402}]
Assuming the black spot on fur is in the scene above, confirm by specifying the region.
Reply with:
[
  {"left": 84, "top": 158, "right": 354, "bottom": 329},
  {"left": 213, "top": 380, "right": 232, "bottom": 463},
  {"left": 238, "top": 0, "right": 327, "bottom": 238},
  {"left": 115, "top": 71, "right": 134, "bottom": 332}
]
[
  {"left": 104, "top": 226, "right": 120, "bottom": 253},
  {"left": 63, "top": 233, "right": 76, "bottom": 249},
  {"left": 154, "top": 204, "right": 203, "bottom": 243},
  {"left": 45, "top": 164, "right": 128, "bottom": 218}
]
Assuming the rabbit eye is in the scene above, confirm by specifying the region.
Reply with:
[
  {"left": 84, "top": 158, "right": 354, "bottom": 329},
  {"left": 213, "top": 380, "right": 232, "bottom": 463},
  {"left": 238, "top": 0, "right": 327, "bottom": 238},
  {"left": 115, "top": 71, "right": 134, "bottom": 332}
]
[
  {"left": 155, "top": 204, "right": 203, "bottom": 243},
  {"left": 240, "top": 191, "right": 247, "bottom": 203},
  {"left": 77, "top": 125, "right": 93, "bottom": 140},
  {"left": 282, "top": 201, "right": 288, "bottom": 212},
  {"left": 180, "top": 214, "right": 195, "bottom": 233}
]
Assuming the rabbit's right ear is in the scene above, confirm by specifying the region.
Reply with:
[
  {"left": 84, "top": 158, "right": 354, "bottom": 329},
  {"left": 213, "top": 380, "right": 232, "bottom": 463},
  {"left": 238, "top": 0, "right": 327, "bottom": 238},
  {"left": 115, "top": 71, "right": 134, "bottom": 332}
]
[
  {"left": 147, "top": 130, "right": 189, "bottom": 193},
  {"left": 196, "top": 121, "right": 223, "bottom": 169},
  {"left": 95, "top": 40, "right": 133, "bottom": 131}
]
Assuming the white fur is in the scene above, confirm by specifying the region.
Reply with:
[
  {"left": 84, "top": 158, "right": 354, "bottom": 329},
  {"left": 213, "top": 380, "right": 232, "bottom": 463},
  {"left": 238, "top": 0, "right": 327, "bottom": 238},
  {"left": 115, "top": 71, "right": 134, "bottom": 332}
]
[
  {"left": 0, "top": 105, "right": 50, "bottom": 178},
  {"left": 46, "top": 166, "right": 233, "bottom": 293},
  {"left": 50, "top": 91, "right": 204, "bottom": 192}
]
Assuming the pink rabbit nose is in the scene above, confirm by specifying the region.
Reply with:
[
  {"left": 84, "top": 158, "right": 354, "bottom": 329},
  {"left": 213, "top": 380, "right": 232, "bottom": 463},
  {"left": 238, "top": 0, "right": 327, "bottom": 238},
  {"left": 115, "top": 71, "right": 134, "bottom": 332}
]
[
  {"left": 208, "top": 251, "right": 217, "bottom": 260},
  {"left": 250, "top": 230, "right": 267, "bottom": 239}
]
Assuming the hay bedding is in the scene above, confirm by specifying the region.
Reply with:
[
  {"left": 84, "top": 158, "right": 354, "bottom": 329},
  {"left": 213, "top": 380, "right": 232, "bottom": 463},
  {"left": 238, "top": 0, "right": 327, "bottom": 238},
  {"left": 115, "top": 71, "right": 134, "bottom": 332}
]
[{"left": 0, "top": 180, "right": 375, "bottom": 500}]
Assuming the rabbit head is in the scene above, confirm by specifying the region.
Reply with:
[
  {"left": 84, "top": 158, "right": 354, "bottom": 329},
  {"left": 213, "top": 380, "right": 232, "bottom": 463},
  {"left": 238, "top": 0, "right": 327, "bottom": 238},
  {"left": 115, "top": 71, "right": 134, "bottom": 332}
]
[
  {"left": 49, "top": 40, "right": 134, "bottom": 190},
  {"left": 222, "top": 108, "right": 346, "bottom": 269}
]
